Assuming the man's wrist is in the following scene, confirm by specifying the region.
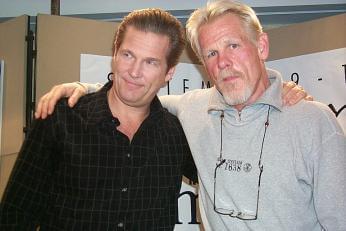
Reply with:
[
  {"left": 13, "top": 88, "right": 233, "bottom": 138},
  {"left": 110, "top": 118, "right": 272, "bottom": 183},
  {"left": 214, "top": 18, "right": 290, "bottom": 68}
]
[{"left": 74, "top": 82, "right": 101, "bottom": 94}]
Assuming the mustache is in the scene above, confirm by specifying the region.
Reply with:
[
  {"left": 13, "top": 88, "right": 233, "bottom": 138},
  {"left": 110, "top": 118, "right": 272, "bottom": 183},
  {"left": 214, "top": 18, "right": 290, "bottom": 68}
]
[{"left": 218, "top": 69, "right": 243, "bottom": 80}]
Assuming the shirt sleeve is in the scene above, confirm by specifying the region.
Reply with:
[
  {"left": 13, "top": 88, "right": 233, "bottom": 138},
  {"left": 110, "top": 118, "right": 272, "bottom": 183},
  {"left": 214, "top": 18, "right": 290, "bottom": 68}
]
[
  {"left": 0, "top": 117, "right": 58, "bottom": 229},
  {"left": 77, "top": 82, "right": 103, "bottom": 94},
  {"left": 159, "top": 95, "right": 184, "bottom": 116},
  {"left": 312, "top": 114, "right": 346, "bottom": 230}
]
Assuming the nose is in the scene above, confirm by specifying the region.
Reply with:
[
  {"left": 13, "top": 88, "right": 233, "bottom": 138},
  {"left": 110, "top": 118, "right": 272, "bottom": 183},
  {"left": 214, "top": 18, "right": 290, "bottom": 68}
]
[
  {"left": 129, "top": 60, "right": 142, "bottom": 78},
  {"left": 217, "top": 52, "right": 232, "bottom": 70}
]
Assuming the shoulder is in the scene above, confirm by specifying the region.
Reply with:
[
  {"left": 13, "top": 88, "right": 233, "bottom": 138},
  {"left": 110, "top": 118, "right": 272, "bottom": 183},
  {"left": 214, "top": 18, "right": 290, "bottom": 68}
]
[
  {"left": 160, "top": 108, "right": 183, "bottom": 128},
  {"left": 53, "top": 98, "right": 73, "bottom": 117},
  {"left": 160, "top": 88, "right": 213, "bottom": 109},
  {"left": 283, "top": 100, "right": 343, "bottom": 135},
  {"left": 285, "top": 101, "right": 335, "bottom": 120},
  {"left": 151, "top": 106, "right": 187, "bottom": 141},
  {"left": 54, "top": 92, "right": 101, "bottom": 121},
  {"left": 181, "top": 88, "right": 213, "bottom": 101}
]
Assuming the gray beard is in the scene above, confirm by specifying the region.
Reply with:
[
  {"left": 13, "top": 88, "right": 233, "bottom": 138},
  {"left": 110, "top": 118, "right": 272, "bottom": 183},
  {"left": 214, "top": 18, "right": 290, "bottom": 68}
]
[{"left": 222, "top": 86, "right": 253, "bottom": 106}]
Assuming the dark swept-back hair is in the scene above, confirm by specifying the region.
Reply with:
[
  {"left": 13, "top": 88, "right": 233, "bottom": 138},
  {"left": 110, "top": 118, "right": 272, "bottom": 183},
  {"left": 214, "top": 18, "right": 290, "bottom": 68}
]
[{"left": 114, "top": 8, "right": 186, "bottom": 70}]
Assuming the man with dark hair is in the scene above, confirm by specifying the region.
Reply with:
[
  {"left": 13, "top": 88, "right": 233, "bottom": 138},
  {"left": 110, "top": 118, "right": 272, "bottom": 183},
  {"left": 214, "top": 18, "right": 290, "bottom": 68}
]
[{"left": 0, "top": 8, "right": 196, "bottom": 230}]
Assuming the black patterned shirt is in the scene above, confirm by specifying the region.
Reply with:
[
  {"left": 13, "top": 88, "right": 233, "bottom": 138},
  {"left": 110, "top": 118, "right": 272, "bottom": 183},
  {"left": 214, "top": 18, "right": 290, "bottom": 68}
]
[{"left": 0, "top": 81, "right": 197, "bottom": 230}]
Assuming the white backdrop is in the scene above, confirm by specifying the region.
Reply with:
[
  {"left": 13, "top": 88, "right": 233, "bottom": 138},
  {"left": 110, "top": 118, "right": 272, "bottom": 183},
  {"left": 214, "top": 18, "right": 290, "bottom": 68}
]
[
  {"left": 267, "top": 48, "right": 346, "bottom": 133},
  {"left": 80, "top": 47, "right": 345, "bottom": 230}
]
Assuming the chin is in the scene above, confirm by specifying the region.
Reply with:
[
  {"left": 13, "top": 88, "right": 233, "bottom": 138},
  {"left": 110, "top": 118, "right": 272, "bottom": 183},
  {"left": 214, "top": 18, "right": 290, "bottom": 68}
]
[{"left": 222, "top": 88, "right": 252, "bottom": 106}]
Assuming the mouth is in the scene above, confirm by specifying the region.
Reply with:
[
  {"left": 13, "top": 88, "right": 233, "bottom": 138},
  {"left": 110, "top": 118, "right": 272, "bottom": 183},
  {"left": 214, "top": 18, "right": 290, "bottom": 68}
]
[
  {"left": 124, "top": 78, "right": 142, "bottom": 89},
  {"left": 218, "top": 73, "right": 243, "bottom": 85},
  {"left": 222, "top": 75, "right": 239, "bottom": 82},
  {"left": 219, "top": 69, "right": 242, "bottom": 83}
]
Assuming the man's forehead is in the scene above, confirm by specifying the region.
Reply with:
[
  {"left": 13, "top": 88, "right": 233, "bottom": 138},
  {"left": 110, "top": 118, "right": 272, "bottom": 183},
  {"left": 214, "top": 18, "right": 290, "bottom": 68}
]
[
  {"left": 119, "top": 27, "right": 170, "bottom": 62},
  {"left": 198, "top": 15, "right": 250, "bottom": 49}
]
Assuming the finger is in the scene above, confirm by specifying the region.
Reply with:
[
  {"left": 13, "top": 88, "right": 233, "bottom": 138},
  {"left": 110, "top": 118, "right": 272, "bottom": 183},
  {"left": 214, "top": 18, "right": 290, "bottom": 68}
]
[
  {"left": 305, "top": 95, "right": 314, "bottom": 101},
  {"left": 282, "top": 81, "right": 297, "bottom": 105},
  {"left": 282, "top": 81, "right": 297, "bottom": 96},
  {"left": 35, "top": 82, "right": 86, "bottom": 119},
  {"left": 68, "top": 89, "right": 85, "bottom": 107},
  {"left": 34, "top": 96, "right": 44, "bottom": 119},
  {"left": 47, "top": 86, "right": 66, "bottom": 115},
  {"left": 35, "top": 94, "right": 49, "bottom": 119},
  {"left": 287, "top": 88, "right": 307, "bottom": 106}
]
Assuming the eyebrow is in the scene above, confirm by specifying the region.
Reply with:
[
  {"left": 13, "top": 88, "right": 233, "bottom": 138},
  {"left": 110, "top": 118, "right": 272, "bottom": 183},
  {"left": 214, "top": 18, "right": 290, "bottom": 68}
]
[
  {"left": 122, "top": 48, "right": 163, "bottom": 65},
  {"left": 120, "top": 48, "right": 133, "bottom": 55},
  {"left": 145, "top": 57, "right": 161, "bottom": 63}
]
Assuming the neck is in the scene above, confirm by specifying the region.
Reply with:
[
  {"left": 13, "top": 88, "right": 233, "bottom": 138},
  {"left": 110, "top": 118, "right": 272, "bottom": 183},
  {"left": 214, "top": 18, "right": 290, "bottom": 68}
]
[
  {"left": 234, "top": 70, "right": 270, "bottom": 111},
  {"left": 107, "top": 89, "right": 150, "bottom": 141}
]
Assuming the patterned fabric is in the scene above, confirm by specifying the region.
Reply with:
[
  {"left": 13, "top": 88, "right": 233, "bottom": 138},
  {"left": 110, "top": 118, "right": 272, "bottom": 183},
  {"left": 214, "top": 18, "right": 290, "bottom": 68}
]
[{"left": 0, "top": 81, "right": 197, "bottom": 230}]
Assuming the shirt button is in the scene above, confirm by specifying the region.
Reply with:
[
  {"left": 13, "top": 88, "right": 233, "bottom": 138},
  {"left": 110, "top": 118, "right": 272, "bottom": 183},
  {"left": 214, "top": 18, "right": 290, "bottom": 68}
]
[
  {"left": 117, "top": 222, "right": 124, "bottom": 228},
  {"left": 121, "top": 187, "right": 128, "bottom": 192}
]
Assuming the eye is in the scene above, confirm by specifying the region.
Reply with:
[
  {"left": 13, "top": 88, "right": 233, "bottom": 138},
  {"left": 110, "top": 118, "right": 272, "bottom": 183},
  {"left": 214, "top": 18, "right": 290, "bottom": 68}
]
[
  {"left": 121, "top": 51, "right": 132, "bottom": 59},
  {"left": 228, "top": 43, "right": 239, "bottom": 49},
  {"left": 146, "top": 59, "right": 159, "bottom": 66},
  {"left": 147, "top": 60, "right": 155, "bottom": 65},
  {"left": 206, "top": 50, "right": 217, "bottom": 59}
]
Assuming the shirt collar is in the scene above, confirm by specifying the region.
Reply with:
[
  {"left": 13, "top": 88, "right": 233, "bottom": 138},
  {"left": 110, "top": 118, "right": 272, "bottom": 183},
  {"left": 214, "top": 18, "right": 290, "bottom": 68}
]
[
  {"left": 86, "top": 80, "right": 164, "bottom": 127},
  {"left": 207, "top": 68, "right": 283, "bottom": 113}
]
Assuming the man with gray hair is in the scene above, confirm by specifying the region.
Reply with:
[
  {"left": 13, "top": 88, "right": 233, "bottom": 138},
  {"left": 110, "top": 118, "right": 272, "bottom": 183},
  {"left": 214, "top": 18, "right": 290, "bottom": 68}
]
[{"left": 173, "top": 1, "right": 345, "bottom": 230}]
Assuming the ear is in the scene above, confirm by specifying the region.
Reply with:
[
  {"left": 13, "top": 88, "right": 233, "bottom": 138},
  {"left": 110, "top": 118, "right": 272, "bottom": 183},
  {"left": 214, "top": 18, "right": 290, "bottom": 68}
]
[
  {"left": 164, "top": 66, "right": 176, "bottom": 83},
  {"left": 257, "top": 32, "right": 269, "bottom": 60},
  {"left": 111, "top": 52, "right": 116, "bottom": 71},
  {"left": 113, "top": 46, "right": 118, "bottom": 57}
]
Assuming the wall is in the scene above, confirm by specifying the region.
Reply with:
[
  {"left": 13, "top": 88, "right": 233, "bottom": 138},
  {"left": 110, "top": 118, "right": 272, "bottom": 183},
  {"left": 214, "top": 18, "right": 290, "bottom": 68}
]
[{"left": 0, "top": 15, "right": 27, "bottom": 199}]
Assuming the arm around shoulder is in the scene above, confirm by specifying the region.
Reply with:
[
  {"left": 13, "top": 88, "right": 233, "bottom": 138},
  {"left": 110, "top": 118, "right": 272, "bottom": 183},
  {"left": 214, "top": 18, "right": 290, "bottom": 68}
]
[{"left": 159, "top": 94, "right": 184, "bottom": 116}]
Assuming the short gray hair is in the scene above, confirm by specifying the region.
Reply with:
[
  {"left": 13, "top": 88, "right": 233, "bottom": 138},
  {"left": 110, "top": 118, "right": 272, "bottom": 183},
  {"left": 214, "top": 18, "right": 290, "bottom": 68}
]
[{"left": 186, "top": 0, "right": 263, "bottom": 60}]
